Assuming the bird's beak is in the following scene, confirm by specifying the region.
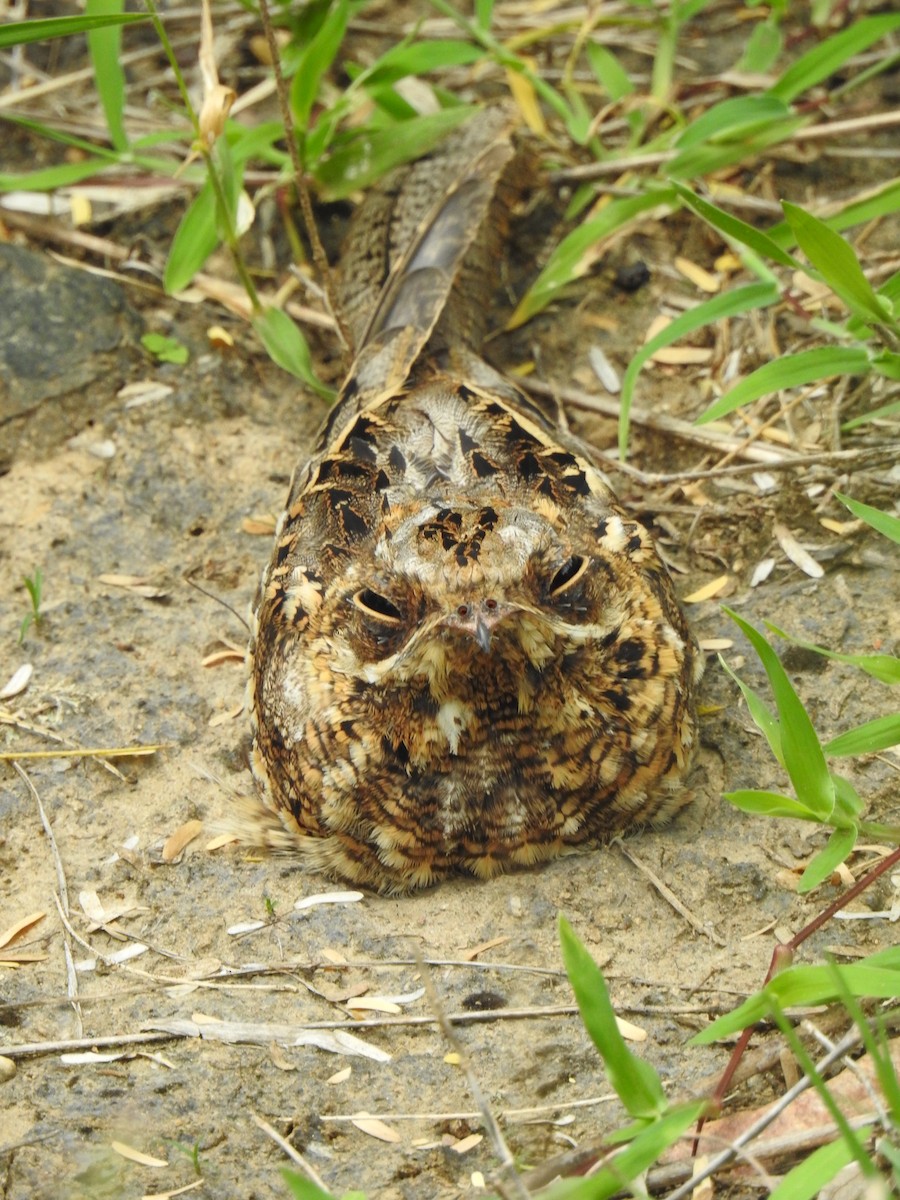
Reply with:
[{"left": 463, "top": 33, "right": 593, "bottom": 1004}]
[{"left": 442, "top": 600, "right": 515, "bottom": 653}]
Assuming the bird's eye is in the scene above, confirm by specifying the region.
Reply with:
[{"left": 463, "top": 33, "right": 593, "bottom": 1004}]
[
  {"left": 548, "top": 556, "right": 588, "bottom": 596},
  {"left": 354, "top": 588, "right": 403, "bottom": 624}
]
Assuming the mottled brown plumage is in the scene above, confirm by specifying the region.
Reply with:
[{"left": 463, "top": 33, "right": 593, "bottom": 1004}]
[{"left": 246, "top": 109, "right": 703, "bottom": 893}]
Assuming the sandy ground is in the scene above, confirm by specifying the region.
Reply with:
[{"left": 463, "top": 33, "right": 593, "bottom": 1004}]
[{"left": 1, "top": 171, "right": 898, "bottom": 1200}]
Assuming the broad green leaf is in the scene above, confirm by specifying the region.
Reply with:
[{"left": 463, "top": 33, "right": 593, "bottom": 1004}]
[
  {"left": 672, "top": 182, "right": 800, "bottom": 269},
  {"left": 0, "top": 11, "right": 145, "bottom": 48},
  {"left": 141, "top": 333, "right": 188, "bottom": 364},
  {"left": 696, "top": 347, "right": 871, "bottom": 425},
  {"left": 692, "top": 951, "right": 900, "bottom": 1043},
  {"left": 281, "top": 1169, "right": 337, "bottom": 1200},
  {"left": 825, "top": 714, "right": 900, "bottom": 757},
  {"left": 253, "top": 307, "right": 335, "bottom": 400},
  {"left": 539, "top": 1103, "right": 707, "bottom": 1200},
  {"left": 783, "top": 202, "right": 894, "bottom": 326},
  {"left": 764, "top": 619, "right": 900, "bottom": 685},
  {"left": 767, "top": 1135, "right": 863, "bottom": 1200},
  {"left": 674, "top": 95, "right": 794, "bottom": 150},
  {"left": 725, "top": 790, "right": 821, "bottom": 821},
  {"left": 834, "top": 493, "right": 900, "bottom": 546},
  {"left": 797, "top": 825, "right": 858, "bottom": 893},
  {"left": 290, "top": 0, "right": 350, "bottom": 131},
  {"left": 508, "top": 189, "right": 673, "bottom": 330},
  {"left": 0, "top": 157, "right": 114, "bottom": 192},
  {"left": 717, "top": 654, "right": 783, "bottom": 767},
  {"left": 164, "top": 180, "right": 219, "bottom": 294},
  {"left": 559, "top": 917, "right": 666, "bottom": 1120},
  {"left": 872, "top": 350, "right": 900, "bottom": 381},
  {"left": 585, "top": 42, "right": 634, "bottom": 101},
  {"left": 87, "top": 0, "right": 128, "bottom": 151},
  {"left": 737, "top": 18, "right": 783, "bottom": 74},
  {"left": 356, "top": 39, "right": 482, "bottom": 86},
  {"left": 769, "top": 14, "right": 900, "bottom": 103},
  {"left": 314, "top": 106, "right": 476, "bottom": 200},
  {"left": 831, "top": 774, "right": 864, "bottom": 821},
  {"left": 725, "top": 609, "right": 834, "bottom": 821},
  {"left": 621, "top": 282, "right": 777, "bottom": 455}
]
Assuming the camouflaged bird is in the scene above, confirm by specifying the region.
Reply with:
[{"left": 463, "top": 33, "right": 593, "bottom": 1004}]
[{"left": 246, "top": 108, "right": 703, "bottom": 893}]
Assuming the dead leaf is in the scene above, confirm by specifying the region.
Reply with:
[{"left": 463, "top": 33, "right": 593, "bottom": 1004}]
[
  {"left": 326, "top": 1066, "right": 352, "bottom": 1084},
  {"left": 615, "top": 1015, "right": 648, "bottom": 1042},
  {"left": 97, "top": 574, "right": 170, "bottom": 600},
  {"left": 205, "top": 832, "right": 239, "bottom": 851},
  {"left": 268, "top": 1042, "right": 298, "bottom": 1072},
  {"left": 0, "top": 910, "right": 46, "bottom": 950},
  {"left": 675, "top": 256, "right": 720, "bottom": 293},
  {"left": 0, "top": 663, "right": 32, "bottom": 700},
  {"left": 208, "top": 702, "right": 244, "bottom": 728},
  {"left": 505, "top": 64, "right": 545, "bottom": 135},
  {"left": 207, "top": 325, "right": 234, "bottom": 349},
  {"left": 345, "top": 997, "right": 402, "bottom": 1015},
  {"left": 110, "top": 1140, "right": 168, "bottom": 1168},
  {"left": 145, "top": 1016, "right": 391, "bottom": 1061},
  {"left": 201, "top": 648, "right": 246, "bottom": 667},
  {"left": 460, "top": 935, "right": 510, "bottom": 961},
  {"left": 294, "top": 891, "right": 364, "bottom": 911},
  {"left": 350, "top": 1113, "right": 401, "bottom": 1144},
  {"left": 684, "top": 575, "right": 731, "bottom": 603},
  {"left": 142, "top": 1180, "right": 205, "bottom": 1200},
  {"left": 652, "top": 346, "right": 713, "bottom": 365},
  {"left": 162, "top": 820, "right": 203, "bottom": 863},
  {"left": 750, "top": 557, "right": 776, "bottom": 587},
  {"left": 451, "top": 1133, "right": 484, "bottom": 1154},
  {"left": 774, "top": 523, "right": 824, "bottom": 579}
]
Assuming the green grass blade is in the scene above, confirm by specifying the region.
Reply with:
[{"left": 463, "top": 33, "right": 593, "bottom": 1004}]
[
  {"left": 164, "top": 180, "right": 219, "bottom": 294},
  {"left": 86, "top": 0, "right": 128, "bottom": 151},
  {"left": 508, "top": 189, "right": 673, "bottom": 330},
  {"left": 769, "top": 14, "right": 900, "bottom": 103},
  {"left": 797, "top": 825, "right": 858, "bottom": 893},
  {"left": 834, "top": 493, "right": 900, "bottom": 545},
  {"left": 825, "top": 714, "right": 900, "bottom": 757},
  {"left": 543, "top": 1102, "right": 706, "bottom": 1199},
  {"left": 696, "top": 346, "right": 871, "bottom": 424},
  {"left": 724, "top": 609, "right": 834, "bottom": 820},
  {"left": 763, "top": 619, "right": 900, "bottom": 686},
  {"left": 314, "top": 106, "right": 476, "bottom": 201},
  {"left": 0, "top": 11, "right": 145, "bottom": 48},
  {"left": 355, "top": 39, "right": 482, "bottom": 86},
  {"left": 0, "top": 157, "right": 115, "bottom": 191},
  {"left": 621, "top": 282, "right": 777, "bottom": 454},
  {"left": 672, "top": 182, "right": 800, "bottom": 269},
  {"left": 559, "top": 916, "right": 666, "bottom": 1120},
  {"left": 782, "top": 202, "right": 894, "bottom": 326},
  {"left": 717, "top": 654, "right": 783, "bottom": 767},
  {"left": 692, "top": 955, "right": 900, "bottom": 1043},
  {"left": 281, "top": 1169, "right": 337, "bottom": 1200},
  {"left": 290, "top": 0, "right": 350, "bottom": 131},
  {"left": 253, "top": 308, "right": 335, "bottom": 400},
  {"left": 585, "top": 42, "right": 634, "bottom": 101},
  {"left": 737, "top": 17, "right": 783, "bottom": 74},
  {"left": 725, "top": 790, "right": 819, "bottom": 821},
  {"left": 673, "top": 94, "right": 794, "bottom": 151}
]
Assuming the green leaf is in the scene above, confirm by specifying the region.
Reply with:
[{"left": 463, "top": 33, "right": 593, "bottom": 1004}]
[
  {"left": 508, "top": 189, "right": 673, "bottom": 330},
  {"left": 674, "top": 94, "right": 794, "bottom": 151},
  {"left": 0, "top": 11, "right": 146, "bottom": 48},
  {"left": 834, "top": 492, "right": 900, "bottom": 546},
  {"left": 314, "top": 106, "right": 476, "bottom": 201},
  {"left": 559, "top": 917, "right": 666, "bottom": 1121},
  {"left": 764, "top": 618, "right": 900, "bottom": 685},
  {"left": 290, "top": 0, "right": 350, "bottom": 131},
  {"left": 164, "top": 180, "right": 219, "bottom": 294},
  {"left": 585, "top": 42, "right": 634, "bottom": 102},
  {"left": 281, "top": 1169, "right": 338, "bottom": 1200},
  {"left": 696, "top": 346, "right": 871, "bottom": 424},
  {"left": 825, "top": 714, "right": 900, "bottom": 757},
  {"left": 356, "top": 39, "right": 482, "bottom": 86},
  {"left": 724, "top": 790, "right": 821, "bottom": 821},
  {"left": 621, "top": 282, "right": 777, "bottom": 455},
  {"left": 0, "top": 157, "right": 115, "bottom": 192},
  {"left": 141, "top": 334, "right": 188, "bottom": 365},
  {"left": 692, "top": 951, "right": 900, "bottom": 1043},
  {"left": 717, "top": 654, "right": 783, "bottom": 767},
  {"left": 253, "top": 308, "right": 335, "bottom": 400},
  {"left": 767, "top": 1134, "right": 863, "bottom": 1200},
  {"left": 737, "top": 18, "right": 783, "bottom": 74},
  {"left": 769, "top": 14, "right": 900, "bottom": 103},
  {"left": 782, "top": 202, "right": 894, "bottom": 326},
  {"left": 86, "top": 0, "right": 128, "bottom": 151},
  {"left": 797, "top": 825, "right": 858, "bottom": 893},
  {"left": 538, "top": 1102, "right": 707, "bottom": 1200},
  {"left": 672, "top": 182, "right": 800, "bottom": 269},
  {"left": 724, "top": 609, "right": 834, "bottom": 821}
]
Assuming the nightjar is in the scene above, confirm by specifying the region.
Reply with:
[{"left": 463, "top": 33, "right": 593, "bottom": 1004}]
[{"left": 247, "top": 108, "right": 703, "bottom": 893}]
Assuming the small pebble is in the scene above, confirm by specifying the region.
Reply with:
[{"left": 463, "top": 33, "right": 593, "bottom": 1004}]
[{"left": 0, "top": 1055, "right": 16, "bottom": 1084}]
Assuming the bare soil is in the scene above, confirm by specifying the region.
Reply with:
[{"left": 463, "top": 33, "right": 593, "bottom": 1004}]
[{"left": 1, "top": 9, "right": 899, "bottom": 1200}]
